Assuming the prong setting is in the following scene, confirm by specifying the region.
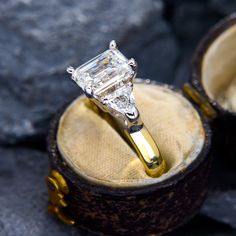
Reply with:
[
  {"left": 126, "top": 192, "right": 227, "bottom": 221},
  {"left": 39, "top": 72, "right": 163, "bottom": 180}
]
[
  {"left": 101, "top": 98, "right": 109, "bottom": 105},
  {"left": 125, "top": 107, "right": 139, "bottom": 121},
  {"left": 66, "top": 66, "right": 75, "bottom": 74},
  {"left": 128, "top": 58, "right": 138, "bottom": 73},
  {"left": 109, "top": 40, "right": 117, "bottom": 50},
  {"left": 84, "top": 85, "right": 93, "bottom": 98}
]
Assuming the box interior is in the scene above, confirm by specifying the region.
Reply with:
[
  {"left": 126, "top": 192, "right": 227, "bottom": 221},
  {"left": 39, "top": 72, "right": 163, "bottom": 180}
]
[
  {"left": 57, "top": 83, "right": 205, "bottom": 188},
  {"left": 202, "top": 24, "right": 236, "bottom": 112}
]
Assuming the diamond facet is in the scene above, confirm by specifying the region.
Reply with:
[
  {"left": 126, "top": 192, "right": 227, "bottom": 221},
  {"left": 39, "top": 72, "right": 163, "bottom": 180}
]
[
  {"left": 72, "top": 49, "right": 133, "bottom": 97},
  {"left": 69, "top": 46, "right": 137, "bottom": 118},
  {"left": 104, "top": 85, "right": 136, "bottom": 114}
]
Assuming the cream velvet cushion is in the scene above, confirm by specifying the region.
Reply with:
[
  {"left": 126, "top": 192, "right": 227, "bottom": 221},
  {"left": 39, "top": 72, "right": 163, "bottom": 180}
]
[
  {"left": 202, "top": 25, "right": 236, "bottom": 112},
  {"left": 57, "top": 83, "right": 205, "bottom": 188}
]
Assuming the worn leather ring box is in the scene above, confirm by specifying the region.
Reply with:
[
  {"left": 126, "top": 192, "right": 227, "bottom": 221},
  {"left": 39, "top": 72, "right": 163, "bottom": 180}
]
[
  {"left": 47, "top": 79, "right": 212, "bottom": 235},
  {"left": 190, "top": 14, "right": 236, "bottom": 165},
  {"left": 46, "top": 14, "right": 236, "bottom": 236}
]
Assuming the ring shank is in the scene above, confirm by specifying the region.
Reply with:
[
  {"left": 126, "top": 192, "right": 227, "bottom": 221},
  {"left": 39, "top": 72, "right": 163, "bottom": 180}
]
[
  {"left": 87, "top": 99, "right": 166, "bottom": 178},
  {"left": 125, "top": 126, "right": 166, "bottom": 177}
]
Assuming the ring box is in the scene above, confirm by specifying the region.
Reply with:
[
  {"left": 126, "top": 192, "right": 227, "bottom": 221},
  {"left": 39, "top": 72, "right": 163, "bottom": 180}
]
[
  {"left": 47, "top": 81, "right": 212, "bottom": 235},
  {"left": 190, "top": 14, "right": 236, "bottom": 165},
  {"left": 46, "top": 14, "right": 236, "bottom": 235}
]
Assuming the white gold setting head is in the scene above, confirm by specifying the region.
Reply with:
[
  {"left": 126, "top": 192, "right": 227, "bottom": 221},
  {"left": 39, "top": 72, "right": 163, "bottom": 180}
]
[{"left": 67, "top": 40, "right": 139, "bottom": 128}]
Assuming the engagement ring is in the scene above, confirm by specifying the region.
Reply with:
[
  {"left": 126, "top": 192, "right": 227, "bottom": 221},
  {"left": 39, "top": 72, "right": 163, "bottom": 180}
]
[{"left": 67, "top": 40, "right": 166, "bottom": 177}]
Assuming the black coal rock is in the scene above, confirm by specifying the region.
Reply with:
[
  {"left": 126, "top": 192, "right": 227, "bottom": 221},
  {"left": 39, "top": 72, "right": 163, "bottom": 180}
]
[
  {"left": 201, "top": 191, "right": 236, "bottom": 229},
  {"left": 121, "top": 1, "right": 179, "bottom": 84},
  {"left": 166, "top": 1, "right": 222, "bottom": 87},
  {"left": 168, "top": 214, "right": 236, "bottom": 236},
  {"left": 209, "top": 0, "right": 236, "bottom": 15},
  {"left": 0, "top": 147, "right": 89, "bottom": 236}
]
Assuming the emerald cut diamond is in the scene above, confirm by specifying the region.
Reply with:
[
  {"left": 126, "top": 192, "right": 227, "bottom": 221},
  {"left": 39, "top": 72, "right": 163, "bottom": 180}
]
[
  {"left": 67, "top": 40, "right": 138, "bottom": 118},
  {"left": 72, "top": 49, "right": 133, "bottom": 96}
]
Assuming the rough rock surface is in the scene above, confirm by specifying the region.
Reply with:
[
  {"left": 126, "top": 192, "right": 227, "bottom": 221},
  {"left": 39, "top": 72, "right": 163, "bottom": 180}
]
[
  {"left": 166, "top": 0, "right": 222, "bottom": 86},
  {"left": 210, "top": 0, "right": 236, "bottom": 15},
  {"left": 0, "top": 147, "right": 89, "bottom": 236},
  {"left": 201, "top": 191, "right": 236, "bottom": 229}
]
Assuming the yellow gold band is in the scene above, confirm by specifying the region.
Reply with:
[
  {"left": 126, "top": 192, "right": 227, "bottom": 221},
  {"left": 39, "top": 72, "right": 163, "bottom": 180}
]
[
  {"left": 124, "top": 126, "right": 166, "bottom": 177},
  {"left": 87, "top": 99, "right": 166, "bottom": 178}
]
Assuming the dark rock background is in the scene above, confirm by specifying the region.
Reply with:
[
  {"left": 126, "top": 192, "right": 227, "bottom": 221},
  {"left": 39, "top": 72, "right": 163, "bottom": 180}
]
[{"left": 0, "top": 0, "right": 235, "bottom": 235}]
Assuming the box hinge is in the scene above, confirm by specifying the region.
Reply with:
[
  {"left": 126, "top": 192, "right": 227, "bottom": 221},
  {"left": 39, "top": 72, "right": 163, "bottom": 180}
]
[
  {"left": 182, "top": 83, "right": 217, "bottom": 120},
  {"left": 46, "top": 170, "right": 75, "bottom": 225}
]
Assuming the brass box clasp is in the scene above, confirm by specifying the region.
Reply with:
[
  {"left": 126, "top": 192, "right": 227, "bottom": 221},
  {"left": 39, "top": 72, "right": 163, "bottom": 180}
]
[
  {"left": 46, "top": 170, "right": 75, "bottom": 225},
  {"left": 183, "top": 83, "right": 217, "bottom": 120}
]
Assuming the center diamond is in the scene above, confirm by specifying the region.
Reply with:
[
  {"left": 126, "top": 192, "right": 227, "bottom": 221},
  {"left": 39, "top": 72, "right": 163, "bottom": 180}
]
[
  {"left": 68, "top": 44, "right": 138, "bottom": 117},
  {"left": 72, "top": 48, "right": 134, "bottom": 96}
]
